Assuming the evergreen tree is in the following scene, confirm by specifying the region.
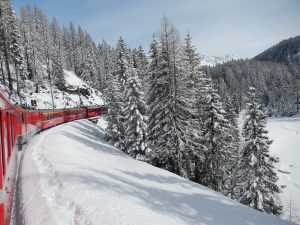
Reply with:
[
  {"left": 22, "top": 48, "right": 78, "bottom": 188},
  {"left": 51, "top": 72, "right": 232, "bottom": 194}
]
[
  {"left": 147, "top": 18, "right": 200, "bottom": 178},
  {"left": 107, "top": 37, "right": 131, "bottom": 151},
  {"left": 50, "top": 18, "right": 66, "bottom": 90},
  {"left": 200, "top": 81, "right": 229, "bottom": 191},
  {"left": 147, "top": 36, "right": 160, "bottom": 146},
  {"left": 124, "top": 67, "right": 149, "bottom": 160},
  {"left": 105, "top": 73, "right": 123, "bottom": 147},
  {"left": 222, "top": 95, "right": 241, "bottom": 199},
  {"left": 115, "top": 37, "right": 131, "bottom": 93},
  {"left": 239, "top": 87, "right": 282, "bottom": 215},
  {"left": 19, "top": 5, "right": 42, "bottom": 93},
  {"left": 181, "top": 32, "right": 206, "bottom": 181},
  {"left": 134, "top": 45, "right": 149, "bottom": 92},
  {"left": 0, "top": 0, "right": 27, "bottom": 95}
]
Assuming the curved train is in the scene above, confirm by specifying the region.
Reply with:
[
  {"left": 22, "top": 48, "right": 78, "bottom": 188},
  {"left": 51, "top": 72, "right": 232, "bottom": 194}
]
[{"left": 0, "top": 88, "right": 108, "bottom": 225}]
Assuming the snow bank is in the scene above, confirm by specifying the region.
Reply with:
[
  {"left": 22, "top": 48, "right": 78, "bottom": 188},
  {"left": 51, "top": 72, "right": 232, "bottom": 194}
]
[
  {"left": 17, "top": 119, "right": 294, "bottom": 225},
  {"left": 268, "top": 117, "right": 300, "bottom": 223},
  {"left": 2, "top": 69, "right": 105, "bottom": 109}
]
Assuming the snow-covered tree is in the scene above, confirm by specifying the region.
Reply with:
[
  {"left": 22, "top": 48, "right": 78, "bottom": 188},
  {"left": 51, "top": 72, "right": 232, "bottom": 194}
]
[
  {"left": 181, "top": 32, "right": 206, "bottom": 180},
  {"left": 199, "top": 81, "right": 230, "bottom": 191},
  {"left": 50, "top": 18, "right": 66, "bottom": 90},
  {"left": 239, "top": 87, "right": 282, "bottom": 215},
  {"left": 105, "top": 73, "right": 123, "bottom": 147},
  {"left": 124, "top": 67, "right": 149, "bottom": 160},
  {"left": 106, "top": 37, "right": 132, "bottom": 151},
  {"left": 132, "top": 45, "right": 149, "bottom": 92},
  {"left": 147, "top": 17, "right": 201, "bottom": 178},
  {"left": 0, "top": 0, "right": 27, "bottom": 95},
  {"left": 221, "top": 95, "right": 241, "bottom": 199}
]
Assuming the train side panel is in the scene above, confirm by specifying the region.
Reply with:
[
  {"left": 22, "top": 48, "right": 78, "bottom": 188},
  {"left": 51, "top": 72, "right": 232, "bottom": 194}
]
[
  {"left": 40, "top": 110, "right": 64, "bottom": 129},
  {"left": 86, "top": 106, "right": 100, "bottom": 117},
  {"left": 64, "top": 108, "right": 87, "bottom": 122},
  {"left": 0, "top": 91, "right": 18, "bottom": 225}
]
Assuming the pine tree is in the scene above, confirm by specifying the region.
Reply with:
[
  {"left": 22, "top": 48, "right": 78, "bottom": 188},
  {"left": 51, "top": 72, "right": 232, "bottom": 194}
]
[
  {"left": 239, "top": 87, "right": 282, "bottom": 215},
  {"left": 199, "top": 81, "right": 229, "bottom": 191},
  {"left": 124, "top": 67, "right": 149, "bottom": 160},
  {"left": 133, "top": 45, "right": 149, "bottom": 92},
  {"left": 50, "top": 18, "right": 66, "bottom": 91},
  {"left": 19, "top": 5, "right": 42, "bottom": 93},
  {"left": 0, "top": 0, "right": 27, "bottom": 95},
  {"left": 147, "top": 18, "right": 200, "bottom": 178},
  {"left": 147, "top": 36, "right": 160, "bottom": 148},
  {"left": 115, "top": 37, "right": 131, "bottom": 93},
  {"left": 222, "top": 95, "right": 241, "bottom": 199},
  {"left": 181, "top": 32, "right": 206, "bottom": 180},
  {"left": 105, "top": 73, "right": 123, "bottom": 147},
  {"left": 107, "top": 37, "right": 131, "bottom": 151}
]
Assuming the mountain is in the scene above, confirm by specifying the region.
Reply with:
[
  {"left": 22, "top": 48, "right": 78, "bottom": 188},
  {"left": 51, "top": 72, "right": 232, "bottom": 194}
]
[
  {"left": 254, "top": 35, "right": 300, "bottom": 64},
  {"left": 200, "top": 54, "right": 237, "bottom": 66}
]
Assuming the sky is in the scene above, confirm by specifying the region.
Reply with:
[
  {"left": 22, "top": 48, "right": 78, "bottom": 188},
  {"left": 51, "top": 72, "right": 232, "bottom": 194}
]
[{"left": 11, "top": 0, "right": 300, "bottom": 58}]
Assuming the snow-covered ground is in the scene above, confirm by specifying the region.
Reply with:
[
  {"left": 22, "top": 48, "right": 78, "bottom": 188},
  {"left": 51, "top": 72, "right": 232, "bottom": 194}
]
[
  {"left": 1, "top": 69, "right": 104, "bottom": 109},
  {"left": 268, "top": 117, "right": 300, "bottom": 224},
  {"left": 16, "top": 119, "right": 293, "bottom": 225}
]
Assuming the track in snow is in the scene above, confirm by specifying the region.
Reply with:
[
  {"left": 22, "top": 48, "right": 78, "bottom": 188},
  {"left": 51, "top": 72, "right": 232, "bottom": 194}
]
[{"left": 15, "top": 119, "right": 295, "bottom": 225}]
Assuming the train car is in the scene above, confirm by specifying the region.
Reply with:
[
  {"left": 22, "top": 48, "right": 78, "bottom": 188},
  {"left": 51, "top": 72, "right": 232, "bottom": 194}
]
[
  {"left": 0, "top": 86, "right": 109, "bottom": 224},
  {"left": 15, "top": 106, "right": 41, "bottom": 146},
  {"left": 86, "top": 106, "right": 100, "bottom": 117},
  {"left": 99, "top": 105, "right": 108, "bottom": 115},
  {"left": 0, "top": 90, "right": 18, "bottom": 225},
  {"left": 64, "top": 107, "right": 87, "bottom": 122},
  {"left": 39, "top": 109, "right": 65, "bottom": 129}
]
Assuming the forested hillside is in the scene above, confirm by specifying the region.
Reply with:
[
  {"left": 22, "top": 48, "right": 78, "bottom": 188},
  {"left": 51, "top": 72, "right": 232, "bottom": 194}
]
[
  {"left": 255, "top": 35, "right": 300, "bottom": 64},
  {"left": 0, "top": 2, "right": 115, "bottom": 106},
  {"left": 203, "top": 59, "right": 300, "bottom": 116},
  {"left": 0, "top": 0, "right": 297, "bottom": 220}
]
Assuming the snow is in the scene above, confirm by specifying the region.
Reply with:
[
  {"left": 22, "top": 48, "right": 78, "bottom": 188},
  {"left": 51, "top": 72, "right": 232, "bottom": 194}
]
[
  {"left": 16, "top": 118, "right": 294, "bottom": 225},
  {"left": 200, "top": 54, "right": 238, "bottom": 66},
  {"left": 267, "top": 117, "right": 300, "bottom": 223},
  {"left": 1, "top": 69, "right": 104, "bottom": 109},
  {"left": 64, "top": 70, "right": 88, "bottom": 87}
]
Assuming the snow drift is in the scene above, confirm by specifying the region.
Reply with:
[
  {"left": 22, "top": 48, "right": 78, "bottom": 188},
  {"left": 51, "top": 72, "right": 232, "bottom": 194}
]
[{"left": 16, "top": 119, "right": 294, "bottom": 225}]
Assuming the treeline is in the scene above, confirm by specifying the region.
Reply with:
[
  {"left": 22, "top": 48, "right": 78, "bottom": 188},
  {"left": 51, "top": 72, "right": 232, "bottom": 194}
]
[
  {"left": 255, "top": 35, "right": 300, "bottom": 64},
  {"left": 0, "top": 0, "right": 298, "bottom": 116},
  {"left": 0, "top": 0, "right": 283, "bottom": 216},
  {"left": 203, "top": 59, "right": 300, "bottom": 116},
  {"left": 0, "top": 0, "right": 112, "bottom": 100},
  {"left": 105, "top": 17, "right": 282, "bottom": 216}
]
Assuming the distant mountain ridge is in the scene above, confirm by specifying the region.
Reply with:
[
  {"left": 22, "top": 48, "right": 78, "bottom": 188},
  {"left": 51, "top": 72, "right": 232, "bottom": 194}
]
[
  {"left": 200, "top": 54, "right": 237, "bottom": 66},
  {"left": 254, "top": 35, "right": 300, "bottom": 64}
]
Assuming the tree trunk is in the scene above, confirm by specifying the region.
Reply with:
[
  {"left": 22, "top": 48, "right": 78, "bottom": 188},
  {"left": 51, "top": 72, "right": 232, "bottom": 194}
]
[
  {"left": 0, "top": 60, "right": 5, "bottom": 85},
  {"left": 3, "top": 36, "right": 13, "bottom": 93}
]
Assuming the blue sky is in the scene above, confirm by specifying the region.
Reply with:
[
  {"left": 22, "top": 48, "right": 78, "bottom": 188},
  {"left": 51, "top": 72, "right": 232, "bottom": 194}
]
[{"left": 12, "top": 0, "right": 300, "bottom": 58}]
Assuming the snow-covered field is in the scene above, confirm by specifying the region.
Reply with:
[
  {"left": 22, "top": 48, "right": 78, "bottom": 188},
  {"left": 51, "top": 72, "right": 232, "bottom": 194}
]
[
  {"left": 15, "top": 119, "right": 293, "bottom": 225},
  {"left": 268, "top": 117, "right": 300, "bottom": 224}
]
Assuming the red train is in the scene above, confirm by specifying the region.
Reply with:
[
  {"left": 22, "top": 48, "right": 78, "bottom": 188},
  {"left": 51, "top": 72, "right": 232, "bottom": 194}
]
[{"left": 0, "top": 89, "right": 108, "bottom": 225}]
